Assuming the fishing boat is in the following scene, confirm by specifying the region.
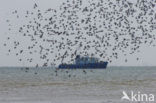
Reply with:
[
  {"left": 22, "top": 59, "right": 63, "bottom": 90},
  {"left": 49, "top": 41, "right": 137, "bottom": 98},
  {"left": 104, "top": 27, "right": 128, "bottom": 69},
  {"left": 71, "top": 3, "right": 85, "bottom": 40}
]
[{"left": 58, "top": 55, "right": 108, "bottom": 69}]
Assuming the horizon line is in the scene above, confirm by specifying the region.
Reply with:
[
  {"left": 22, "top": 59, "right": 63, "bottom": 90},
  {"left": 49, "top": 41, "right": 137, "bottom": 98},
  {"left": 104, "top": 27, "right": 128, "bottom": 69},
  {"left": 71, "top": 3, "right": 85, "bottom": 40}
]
[{"left": 0, "top": 65, "right": 156, "bottom": 68}]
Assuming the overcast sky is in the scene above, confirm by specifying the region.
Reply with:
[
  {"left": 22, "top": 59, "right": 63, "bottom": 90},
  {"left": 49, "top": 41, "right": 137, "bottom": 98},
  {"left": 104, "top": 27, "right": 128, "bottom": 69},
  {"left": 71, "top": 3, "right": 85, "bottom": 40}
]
[{"left": 0, "top": 0, "right": 156, "bottom": 67}]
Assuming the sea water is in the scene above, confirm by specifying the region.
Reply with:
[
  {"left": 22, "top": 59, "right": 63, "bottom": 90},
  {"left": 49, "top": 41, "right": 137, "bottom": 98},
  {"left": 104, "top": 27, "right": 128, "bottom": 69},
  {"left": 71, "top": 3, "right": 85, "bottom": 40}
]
[{"left": 0, "top": 67, "right": 156, "bottom": 103}]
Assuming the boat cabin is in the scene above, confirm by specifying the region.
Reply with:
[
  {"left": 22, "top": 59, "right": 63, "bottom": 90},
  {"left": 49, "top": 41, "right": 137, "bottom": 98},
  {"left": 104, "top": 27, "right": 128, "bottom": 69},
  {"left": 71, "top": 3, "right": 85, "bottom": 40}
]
[{"left": 75, "top": 55, "right": 98, "bottom": 64}]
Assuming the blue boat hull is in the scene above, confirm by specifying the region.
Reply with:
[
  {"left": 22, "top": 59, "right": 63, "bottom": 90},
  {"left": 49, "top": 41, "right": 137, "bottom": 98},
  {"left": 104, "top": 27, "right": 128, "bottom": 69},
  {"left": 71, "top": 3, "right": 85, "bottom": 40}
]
[{"left": 58, "top": 62, "right": 108, "bottom": 69}]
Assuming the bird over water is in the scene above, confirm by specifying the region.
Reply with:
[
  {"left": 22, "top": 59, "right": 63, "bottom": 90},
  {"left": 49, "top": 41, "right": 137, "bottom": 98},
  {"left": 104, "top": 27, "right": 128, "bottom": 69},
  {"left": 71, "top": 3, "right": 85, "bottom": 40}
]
[{"left": 4, "top": 0, "right": 156, "bottom": 68}]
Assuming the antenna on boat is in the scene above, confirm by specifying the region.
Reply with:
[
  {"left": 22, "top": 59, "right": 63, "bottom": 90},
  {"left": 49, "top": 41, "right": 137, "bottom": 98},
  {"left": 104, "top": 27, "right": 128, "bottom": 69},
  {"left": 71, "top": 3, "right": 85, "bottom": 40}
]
[
  {"left": 75, "top": 42, "right": 82, "bottom": 55},
  {"left": 61, "top": 51, "right": 67, "bottom": 63}
]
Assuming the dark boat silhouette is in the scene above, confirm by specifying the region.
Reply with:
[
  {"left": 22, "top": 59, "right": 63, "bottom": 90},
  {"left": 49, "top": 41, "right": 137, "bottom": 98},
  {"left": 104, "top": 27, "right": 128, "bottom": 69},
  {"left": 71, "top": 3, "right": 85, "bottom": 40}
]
[{"left": 58, "top": 55, "right": 108, "bottom": 69}]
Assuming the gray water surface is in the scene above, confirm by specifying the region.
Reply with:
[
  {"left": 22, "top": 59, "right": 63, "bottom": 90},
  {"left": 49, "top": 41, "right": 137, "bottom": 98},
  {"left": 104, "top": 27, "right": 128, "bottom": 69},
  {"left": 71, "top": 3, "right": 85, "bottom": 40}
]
[{"left": 0, "top": 67, "right": 155, "bottom": 103}]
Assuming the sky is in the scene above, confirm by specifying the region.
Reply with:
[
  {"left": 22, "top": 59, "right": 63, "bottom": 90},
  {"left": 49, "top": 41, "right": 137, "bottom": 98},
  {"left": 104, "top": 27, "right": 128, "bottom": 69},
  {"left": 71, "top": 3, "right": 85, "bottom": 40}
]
[{"left": 0, "top": 0, "right": 156, "bottom": 67}]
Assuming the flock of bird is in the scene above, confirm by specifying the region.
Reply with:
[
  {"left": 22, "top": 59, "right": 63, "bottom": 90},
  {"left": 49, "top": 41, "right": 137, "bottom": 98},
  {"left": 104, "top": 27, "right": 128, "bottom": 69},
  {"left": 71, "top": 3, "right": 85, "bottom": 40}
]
[{"left": 4, "top": 0, "right": 156, "bottom": 69}]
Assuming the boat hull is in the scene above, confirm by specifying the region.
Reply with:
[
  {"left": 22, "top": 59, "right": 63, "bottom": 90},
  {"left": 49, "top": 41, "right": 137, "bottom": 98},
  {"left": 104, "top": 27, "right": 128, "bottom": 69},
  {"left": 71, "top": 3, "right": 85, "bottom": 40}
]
[{"left": 58, "top": 62, "right": 108, "bottom": 69}]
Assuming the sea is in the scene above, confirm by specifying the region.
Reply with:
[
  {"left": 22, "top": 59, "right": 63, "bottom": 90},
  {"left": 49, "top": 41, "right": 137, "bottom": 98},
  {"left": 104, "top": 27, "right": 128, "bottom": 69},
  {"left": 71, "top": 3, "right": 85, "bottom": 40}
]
[{"left": 0, "top": 66, "right": 156, "bottom": 103}]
